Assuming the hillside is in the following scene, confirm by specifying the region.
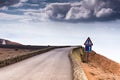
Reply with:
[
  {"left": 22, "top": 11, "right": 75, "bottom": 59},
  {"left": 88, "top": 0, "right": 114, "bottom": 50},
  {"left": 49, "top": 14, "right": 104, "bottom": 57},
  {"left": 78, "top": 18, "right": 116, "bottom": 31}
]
[
  {"left": 72, "top": 47, "right": 120, "bottom": 80},
  {"left": 81, "top": 50, "right": 120, "bottom": 80},
  {"left": 0, "top": 38, "right": 21, "bottom": 45}
]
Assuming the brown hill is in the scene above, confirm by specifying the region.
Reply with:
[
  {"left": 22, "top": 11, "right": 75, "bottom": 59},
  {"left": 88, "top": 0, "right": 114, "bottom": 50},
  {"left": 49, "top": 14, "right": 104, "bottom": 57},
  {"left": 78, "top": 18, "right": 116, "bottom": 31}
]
[
  {"left": 89, "top": 51, "right": 120, "bottom": 75},
  {"left": 81, "top": 51, "right": 120, "bottom": 80},
  {"left": 0, "top": 38, "right": 21, "bottom": 45}
]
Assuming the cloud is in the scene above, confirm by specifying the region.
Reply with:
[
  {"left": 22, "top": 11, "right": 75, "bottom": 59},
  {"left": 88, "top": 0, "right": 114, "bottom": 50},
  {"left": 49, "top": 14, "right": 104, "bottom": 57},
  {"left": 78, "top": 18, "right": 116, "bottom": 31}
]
[
  {"left": 28, "top": 0, "right": 79, "bottom": 3},
  {"left": 1, "top": 0, "right": 120, "bottom": 22},
  {"left": 0, "top": 13, "right": 22, "bottom": 20},
  {"left": 0, "top": 12, "right": 32, "bottom": 22},
  {"left": 0, "top": 0, "right": 28, "bottom": 8},
  {"left": 0, "top": 11, "right": 48, "bottom": 22},
  {"left": 44, "top": 3, "right": 71, "bottom": 20},
  {"left": 34, "top": 0, "right": 120, "bottom": 21},
  {"left": 96, "top": 8, "right": 113, "bottom": 18},
  {"left": 11, "top": 3, "right": 24, "bottom": 7},
  {"left": 0, "top": 6, "right": 8, "bottom": 10},
  {"left": 11, "top": 0, "right": 28, "bottom": 7},
  {"left": 65, "top": 6, "right": 91, "bottom": 20}
]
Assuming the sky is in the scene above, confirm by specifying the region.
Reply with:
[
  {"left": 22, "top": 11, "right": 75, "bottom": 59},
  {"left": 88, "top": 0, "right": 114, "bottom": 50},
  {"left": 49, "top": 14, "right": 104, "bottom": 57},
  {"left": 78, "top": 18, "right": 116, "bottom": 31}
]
[{"left": 0, "top": 0, "right": 120, "bottom": 63}]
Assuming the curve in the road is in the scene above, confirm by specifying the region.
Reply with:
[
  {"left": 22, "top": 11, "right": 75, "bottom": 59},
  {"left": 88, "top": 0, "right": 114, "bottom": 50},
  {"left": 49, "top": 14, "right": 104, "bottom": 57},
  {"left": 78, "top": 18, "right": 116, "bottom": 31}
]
[{"left": 0, "top": 48, "right": 73, "bottom": 80}]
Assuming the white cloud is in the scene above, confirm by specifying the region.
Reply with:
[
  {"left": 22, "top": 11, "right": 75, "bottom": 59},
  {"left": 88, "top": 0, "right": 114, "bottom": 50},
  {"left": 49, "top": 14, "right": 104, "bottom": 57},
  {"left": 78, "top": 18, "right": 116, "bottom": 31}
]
[
  {"left": 0, "top": 11, "right": 48, "bottom": 22},
  {"left": 37, "top": 2, "right": 93, "bottom": 20},
  {"left": 23, "top": 11, "right": 50, "bottom": 21},
  {"left": 20, "top": 0, "right": 28, "bottom": 2},
  {"left": 96, "top": 8, "right": 113, "bottom": 18},
  {"left": 0, "top": 13, "right": 22, "bottom": 20},
  {"left": 11, "top": 3, "right": 24, "bottom": 7},
  {"left": 0, "top": 12, "right": 31, "bottom": 22},
  {"left": 11, "top": 0, "right": 28, "bottom": 7},
  {"left": 0, "top": 6, "right": 8, "bottom": 11},
  {"left": 44, "top": 3, "right": 71, "bottom": 19},
  {"left": 65, "top": 6, "right": 91, "bottom": 20}
]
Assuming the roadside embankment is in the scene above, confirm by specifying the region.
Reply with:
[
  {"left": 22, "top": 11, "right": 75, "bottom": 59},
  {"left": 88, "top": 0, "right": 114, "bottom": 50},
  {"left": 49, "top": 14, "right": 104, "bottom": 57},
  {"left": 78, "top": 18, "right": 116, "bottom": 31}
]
[
  {"left": 88, "top": 51, "right": 120, "bottom": 76},
  {"left": 70, "top": 47, "right": 120, "bottom": 80},
  {"left": 69, "top": 47, "right": 88, "bottom": 80}
]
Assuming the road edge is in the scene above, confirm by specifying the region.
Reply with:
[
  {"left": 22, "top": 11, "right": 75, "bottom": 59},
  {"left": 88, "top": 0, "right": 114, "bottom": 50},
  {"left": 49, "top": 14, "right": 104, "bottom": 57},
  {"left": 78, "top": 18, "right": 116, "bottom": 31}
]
[{"left": 69, "top": 48, "right": 88, "bottom": 80}]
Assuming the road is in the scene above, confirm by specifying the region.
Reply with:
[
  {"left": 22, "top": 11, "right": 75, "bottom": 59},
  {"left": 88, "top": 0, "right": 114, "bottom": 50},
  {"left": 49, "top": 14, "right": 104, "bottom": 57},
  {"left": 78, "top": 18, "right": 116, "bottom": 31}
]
[{"left": 0, "top": 48, "right": 73, "bottom": 80}]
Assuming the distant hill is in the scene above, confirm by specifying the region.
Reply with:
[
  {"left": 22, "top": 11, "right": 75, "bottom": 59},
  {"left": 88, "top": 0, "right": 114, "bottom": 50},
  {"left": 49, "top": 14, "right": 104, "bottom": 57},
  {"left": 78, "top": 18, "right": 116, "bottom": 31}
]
[{"left": 0, "top": 38, "right": 22, "bottom": 45}]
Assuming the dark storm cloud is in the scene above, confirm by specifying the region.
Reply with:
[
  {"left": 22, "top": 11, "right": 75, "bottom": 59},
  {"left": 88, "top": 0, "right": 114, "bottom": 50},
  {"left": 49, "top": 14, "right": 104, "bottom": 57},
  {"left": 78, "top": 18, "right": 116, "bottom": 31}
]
[
  {"left": 0, "top": 0, "right": 27, "bottom": 7},
  {"left": 1, "top": 0, "right": 120, "bottom": 22},
  {"left": 28, "top": 0, "right": 79, "bottom": 3},
  {"left": 39, "top": 0, "right": 120, "bottom": 21}
]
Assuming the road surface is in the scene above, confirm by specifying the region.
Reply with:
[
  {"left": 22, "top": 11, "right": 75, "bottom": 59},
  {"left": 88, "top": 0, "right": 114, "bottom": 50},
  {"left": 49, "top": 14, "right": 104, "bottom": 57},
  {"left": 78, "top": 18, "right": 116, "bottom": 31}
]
[{"left": 0, "top": 48, "right": 73, "bottom": 80}]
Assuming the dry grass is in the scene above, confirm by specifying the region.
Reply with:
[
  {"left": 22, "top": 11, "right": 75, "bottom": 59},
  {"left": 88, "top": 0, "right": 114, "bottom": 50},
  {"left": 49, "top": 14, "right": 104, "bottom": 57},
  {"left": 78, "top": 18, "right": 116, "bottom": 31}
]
[
  {"left": 0, "top": 48, "right": 32, "bottom": 61},
  {"left": 0, "top": 47, "right": 56, "bottom": 67},
  {"left": 72, "top": 48, "right": 81, "bottom": 61},
  {"left": 70, "top": 47, "right": 88, "bottom": 80}
]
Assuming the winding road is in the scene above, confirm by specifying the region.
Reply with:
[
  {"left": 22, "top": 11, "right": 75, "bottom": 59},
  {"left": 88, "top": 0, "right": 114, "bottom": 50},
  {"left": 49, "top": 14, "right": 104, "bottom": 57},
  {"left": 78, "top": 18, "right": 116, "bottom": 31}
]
[{"left": 0, "top": 48, "right": 73, "bottom": 80}]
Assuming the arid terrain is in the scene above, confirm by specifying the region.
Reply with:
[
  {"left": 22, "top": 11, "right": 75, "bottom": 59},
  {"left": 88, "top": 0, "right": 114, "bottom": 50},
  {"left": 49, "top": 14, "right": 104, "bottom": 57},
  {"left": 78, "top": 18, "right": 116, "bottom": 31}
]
[
  {"left": 0, "top": 38, "right": 33, "bottom": 61},
  {"left": 0, "top": 38, "right": 21, "bottom": 45},
  {"left": 0, "top": 38, "right": 55, "bottom": 68},
  {"left": 81, "top": 51, "right": 120, "bottom": 80},
  {"left": 0, "top": 48, "right": 33, "bottom": 61}
]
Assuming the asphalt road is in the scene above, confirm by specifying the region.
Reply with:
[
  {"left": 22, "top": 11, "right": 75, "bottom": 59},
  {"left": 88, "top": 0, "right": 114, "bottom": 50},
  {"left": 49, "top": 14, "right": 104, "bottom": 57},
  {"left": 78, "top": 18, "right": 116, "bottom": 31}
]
[{"left": 0, "top": 48, "right": 73, "bottom": 80}]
